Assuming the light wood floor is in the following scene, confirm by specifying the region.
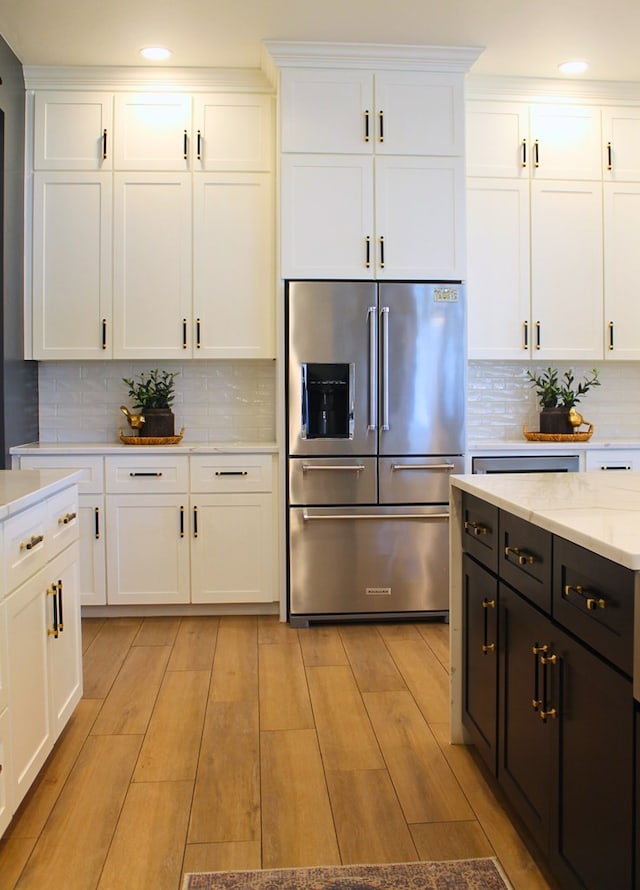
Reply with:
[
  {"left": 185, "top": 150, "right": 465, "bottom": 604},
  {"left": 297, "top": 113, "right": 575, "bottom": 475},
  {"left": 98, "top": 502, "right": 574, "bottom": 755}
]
[{"left": 0, "top": 615, "right": 554, "bottom": 890}]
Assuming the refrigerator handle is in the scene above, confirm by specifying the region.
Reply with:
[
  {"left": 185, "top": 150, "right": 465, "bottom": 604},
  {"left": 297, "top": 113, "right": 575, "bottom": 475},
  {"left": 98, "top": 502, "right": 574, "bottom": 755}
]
[
  {"left": 381, "top": 306, "right": 390, "bottom": 431},
  {"left": 367, "top": 306, "right": 377, "bottom": 430}
]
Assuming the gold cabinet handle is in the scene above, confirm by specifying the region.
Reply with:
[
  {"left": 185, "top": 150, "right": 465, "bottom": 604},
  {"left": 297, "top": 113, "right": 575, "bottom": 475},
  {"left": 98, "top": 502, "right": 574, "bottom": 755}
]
[
  {"left": 21, "top": 533, "right": 44, "bottom": 551},
  {"left": 535, "top": 320, "right": 541, "bottom": 350},
  {"left": 481, "top": 598, "right": 496, "bottom": 655},
  {"left": 534, "top": 139, "right": 540, "bottom": 167},
  {"left": 539, "top": 707, "right": 557, "bottom": 720},
  {"left": 505, "top": 545, "right": 536, "bottom": 565},
  {"left": 378, "top": 109, "right": 384, "bottom": 142},
  {"left": 465, "top": 519, "right": 488, "bottom": 537},
  {"left": 564, "top": 583, "right": 606, "bottom": 610},
  {"left": 608, "top": 321, "right": 614, "bottom": 351},
  {"left": 607, "top": 141, "right": 612, "bottom": 171},
  {"left": 482, "top": 642, "right": 496, "bottom": 653},
  {"left": 523, "top": 319, "right": 529, "bottom": 350},
  {"left": 521, "top": 137, "right": 527, "bottom": 168},
  {"left": 364, "top": 110, "right": 370, "bottom": 142},
  {"left": 58, "top": 512, "right": 77, "bottom": 525}
]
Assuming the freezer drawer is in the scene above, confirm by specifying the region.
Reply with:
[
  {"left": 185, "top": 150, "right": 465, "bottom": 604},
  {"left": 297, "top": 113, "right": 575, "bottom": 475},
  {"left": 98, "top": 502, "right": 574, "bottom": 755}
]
[
  {"left": 288, "top": 457, "right": 376, "bottom": 506},
  {"left": 379, "top": 455, "right": 463, "bottom": 504},
  {"left": 288, "top": 505, "right": 449, "bottom": 620}
]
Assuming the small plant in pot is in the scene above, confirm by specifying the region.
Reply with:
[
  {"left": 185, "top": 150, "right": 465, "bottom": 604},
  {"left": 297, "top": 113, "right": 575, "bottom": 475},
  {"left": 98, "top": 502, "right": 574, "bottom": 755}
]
[
  {"left": 122, "top": 369, "right": 179, "bottom": 438},
  {"left": 526, "top": 367, "right": 600, "bottom": 434}
]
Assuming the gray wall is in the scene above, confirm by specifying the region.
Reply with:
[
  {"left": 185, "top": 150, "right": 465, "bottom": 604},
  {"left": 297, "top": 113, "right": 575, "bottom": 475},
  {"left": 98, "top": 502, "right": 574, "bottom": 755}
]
[{"left": 0, "top": 35, "right": 38, "bottom": 466}]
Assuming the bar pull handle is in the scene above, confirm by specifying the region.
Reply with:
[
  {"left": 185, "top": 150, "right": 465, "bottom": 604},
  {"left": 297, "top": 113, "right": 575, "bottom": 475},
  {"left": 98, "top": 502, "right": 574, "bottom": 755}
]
[
  {"left": 378, "top": 110, "right": 384, "bottom": 142},
  {"left": 364, "top": 110, "right": 370, "bottom": 142},
  {"left": 531, "top": 643, "right": 547, "bottom": 710},
  {"left": 464, "top": 519, "right": 489, "bottom": 537},
  {"left": 47, "top": 584, "right": 59, "bottom": 638},
  {"left": 302, "top": 511, "right": 449, "bottom": 522},
  {"left": 392, "top": 463, "right": 455, "bottom": 471},
  {"left": 183, "top": 129, "right": 188, "bottom": 160},
  {"left": 193, "top": 505, "right": 199, "bottom": 538},
  {"left": 505, "top": 544, "right": 536, "bottom": 565},
  {"left": 57, "top": 579, "right": 64, "bottom": 632},
  {"left": 379, "top": 236, "right": 385, "bottom": 269},
  {"left": 22, "top": 534, "right": 44, "bottom": 551},
  {"left": 521, "top": 137, "right": 527, "bottom": 168},
  {"left": 102, "top": 128, "right": 108, "bottom": 160},
  {"left": 608, "top": 321, "right": 614, "bottom": 350},
  {"left": 94, "top": 506, "right": 101, "bottom": 540},
  {"left": 367, "top": 306, "right": 377, "bottom": 431},
  {"left": 607, "top": 141, "right": 612, "bottom": 171},
  {"left": 58, "top": 512, "right": 77, "bottom": 525},
  {"left": 302, "top": 464, "right": 365, "bottom": 473},
  {"left": 523, "top": 320, "right": 529, "bottom": 350},
  {"left": 481, "top": 598, "right": 496, "bottom": 654},
  {"left": 196, "top": 318, "right": 202, "bottom": 349},
  {"left": 102, "top": 318, "right": 108, "bottom": 350},
  {"left": 183, "top": 318, "right": 188, "bottom": 349},
  {"left": 535, "top": 320, "right": 541, "bottom": 350},
  {"left": 180, "top": 505, "right": 185, "bottom": 538},
  {"left": 365, "top": 236, "right": 371, "bottom": 269},
  {"left": 197, "top": 130, "right": 202, "bottom": 160},
  {"left": 129, "top": 472, "right": 162, "bottom": 477},
  {"left": 215, "top": 470, "right": 249, "bottom": 477},
  {"left": 564, "top": 583, "right": 607, "bottom": 610},
  {"left": 380, "top": 306, "right": 390, "bottom": 431},
  {"left": 534, "top": 139, "right": 540, "bottom": 167}
]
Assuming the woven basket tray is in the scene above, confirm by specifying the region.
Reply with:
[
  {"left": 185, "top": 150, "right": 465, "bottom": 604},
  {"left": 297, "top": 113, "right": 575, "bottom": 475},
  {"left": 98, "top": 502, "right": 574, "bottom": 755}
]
[
  {"left": 119, "top": 428, "right": 185, "bottom": 445},
  {"left": 523, "top": 423, "right": 593, "bottom": 442}
]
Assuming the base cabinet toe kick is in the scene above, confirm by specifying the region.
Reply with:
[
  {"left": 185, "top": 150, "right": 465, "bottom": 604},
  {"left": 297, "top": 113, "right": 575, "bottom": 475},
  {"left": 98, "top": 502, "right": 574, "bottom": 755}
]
[{"left": 456, "top": 487, "right": 636, "bottom": 890}]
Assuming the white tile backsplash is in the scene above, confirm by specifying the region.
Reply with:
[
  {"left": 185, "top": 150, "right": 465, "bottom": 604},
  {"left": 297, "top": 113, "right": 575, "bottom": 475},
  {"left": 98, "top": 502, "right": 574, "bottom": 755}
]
[
  {"left": 37, "top": 360, "right": 276, "bottom": 444},
  {"left": 467, "top": 360, "right": 640, "bottom": 441}
]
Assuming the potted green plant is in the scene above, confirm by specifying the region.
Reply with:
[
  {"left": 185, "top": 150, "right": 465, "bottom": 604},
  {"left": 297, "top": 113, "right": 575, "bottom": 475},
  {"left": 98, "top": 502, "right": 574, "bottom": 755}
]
[
  {"left": 526, "top": 367, "right": 600, "bottom": 434},
  {"left": 122, "top": 368, "right": 179, "bottom": 438}
]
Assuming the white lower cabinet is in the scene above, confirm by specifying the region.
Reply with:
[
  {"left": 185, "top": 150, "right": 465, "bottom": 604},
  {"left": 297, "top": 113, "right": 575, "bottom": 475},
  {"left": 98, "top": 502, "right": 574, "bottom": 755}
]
[
  {"left": 78, "top": 496, "right": 107, "bottom": 606},
  {"left": 585, "top": 449, "right": 640, "bottom": 472},
  {"left": 0, "top": 708, "right": 11, "bottom": 837}
]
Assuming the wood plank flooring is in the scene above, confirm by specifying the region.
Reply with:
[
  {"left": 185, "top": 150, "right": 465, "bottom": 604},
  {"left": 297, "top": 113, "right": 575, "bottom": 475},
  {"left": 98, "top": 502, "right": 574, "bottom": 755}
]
[{"left": 0, "top": 616, "right": 555, "bottom": 890}]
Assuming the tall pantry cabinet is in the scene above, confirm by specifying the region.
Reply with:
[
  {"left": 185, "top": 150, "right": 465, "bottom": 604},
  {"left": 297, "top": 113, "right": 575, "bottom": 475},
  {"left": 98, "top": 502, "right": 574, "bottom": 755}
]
[{"left": 28, "top": 75, "right": 275, "bottom": 360}]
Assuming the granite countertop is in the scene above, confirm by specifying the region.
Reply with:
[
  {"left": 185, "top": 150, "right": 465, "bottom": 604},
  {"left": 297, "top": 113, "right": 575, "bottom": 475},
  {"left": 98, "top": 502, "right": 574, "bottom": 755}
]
[
  {"left": 451, "top": 471, "right": 640, "bottom": 570},
  {"left": 11, "top": 441, "right": 279, "bottom": 455},
  {"left": 0, "top": 469, "right": 81, "bottom": 519}
]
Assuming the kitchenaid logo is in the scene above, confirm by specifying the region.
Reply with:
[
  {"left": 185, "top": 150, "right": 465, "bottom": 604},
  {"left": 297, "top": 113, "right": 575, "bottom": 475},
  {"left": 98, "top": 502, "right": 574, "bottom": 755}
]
[
  {"left": 366, "top": 587, "right": 392, "bottom": 596},
  {"left": 433, "top": 287, "right": 459, "bottom": 302}
]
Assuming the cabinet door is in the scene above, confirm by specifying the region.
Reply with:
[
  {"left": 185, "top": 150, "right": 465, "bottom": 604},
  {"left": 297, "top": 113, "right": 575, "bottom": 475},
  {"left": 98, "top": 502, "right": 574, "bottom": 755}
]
[
  {"left": 280, "top": 154, "right": 374, "bottom": 279},
  {"left": 374, "top": 71, "right": 464, "bottom": 156},
  {"left": 0, "top": 707, "right": 11, "bottom": 838},
  {"left": 113, "top": 173, "right": 192, "bottom": 358},
  {"left": 34, "top": 91, "right": 113, "bottom": 171},
  {"left": 604, "top": 182, "right": 640, "bottom": 359},
  {"left": 32, "top": 172, "right": 112, "bottom": 359},
  {"left": 280, "top": 68, "right": 373, "bottom": 154},
  {"left": 193, "top": 93, "right": 272, "bottom": 171},
  {"left": 462, "top": 555, "right": 498, "bottom": 775},
  {"left": 105, "top": 495, "right": 189, "bottom": 604},
  {"left": 499, "top": 583, "right": 555, "bottom": 854},
  {"left": 530, "top": 181, "right": 603, "bottom": 360},
  {"left": 193, "top": 173, "right": 275, "bottom": 357},
  {"left": 113, "top": 93, "right": 192, "bottom": 170},
  {"left": 47, "top": 544, "right": 82, "bottom": 738},
  {"left": 550, "top": 633, "right": 633, "bottom": 890},
  {"left": 78, "top": 496, "right": 107, "bottom": 606},
  {"left": 602, "top": 106, "right": 640, "bottom": 182},
  {"left": 191, "top": 494, "right": 274, "bottom": 604},
  {"left": 466, "top": 101, "right": 529, "bottom": 178},
  {"left": 375, "top": 156, "right": 465, "bottom": 280},
  {"left": 530, "top": 105, "right": 602, "bottom": 180},
  {"left": 5, "top": 568, "right": 52, "bottom": 808},
  {"left": 466, "top": 178, "right": 531, "bottom": 359}
]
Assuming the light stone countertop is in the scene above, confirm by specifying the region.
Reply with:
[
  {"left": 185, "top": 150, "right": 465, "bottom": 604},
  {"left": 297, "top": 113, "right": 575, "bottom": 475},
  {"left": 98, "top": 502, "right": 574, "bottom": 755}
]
[
  {"left": 0, "top": 469, "right": 81, "bottom": 519},
  {"left": 468, "top": 438, "right": 640, "bottom": 452},
  {"left": 10, "top": 441, "right": 279, "bottom": 456},
  {"left": 451, "top": 471, "right": 640, "bottom": 569}
]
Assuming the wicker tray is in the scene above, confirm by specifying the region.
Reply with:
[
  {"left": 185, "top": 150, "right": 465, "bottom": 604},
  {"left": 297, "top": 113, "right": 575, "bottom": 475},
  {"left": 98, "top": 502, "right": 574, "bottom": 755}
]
[
  {"left": 523, "top": 423, "right": 593, "bottom": 442},
  {"left": 119, "top": 428, "right": 185, "bottom": 445}
]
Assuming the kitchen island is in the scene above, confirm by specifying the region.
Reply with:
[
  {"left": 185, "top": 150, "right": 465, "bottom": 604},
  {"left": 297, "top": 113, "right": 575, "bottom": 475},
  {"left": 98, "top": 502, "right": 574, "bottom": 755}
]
[{"left": 449, "top": 471, "right": 640, "bottom": 890}]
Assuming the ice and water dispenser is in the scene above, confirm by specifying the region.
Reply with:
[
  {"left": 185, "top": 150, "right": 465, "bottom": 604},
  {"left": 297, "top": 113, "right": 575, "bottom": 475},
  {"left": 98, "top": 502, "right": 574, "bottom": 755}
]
[{"left": 301, "top": 363, "right": 354, "bottom": 439}]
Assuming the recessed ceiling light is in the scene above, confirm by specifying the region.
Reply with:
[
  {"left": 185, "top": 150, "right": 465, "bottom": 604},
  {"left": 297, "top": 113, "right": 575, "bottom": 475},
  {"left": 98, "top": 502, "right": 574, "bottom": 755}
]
[
  {"left": 558, "top": 59, "right": 589, "bottom": 75},
  {"left": 140, "top": 46, "right": 172, "bottom": 61}
]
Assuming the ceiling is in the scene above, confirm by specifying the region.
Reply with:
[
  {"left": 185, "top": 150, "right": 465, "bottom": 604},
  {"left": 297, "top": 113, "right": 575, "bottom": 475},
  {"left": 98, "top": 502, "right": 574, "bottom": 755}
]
[{"left": 1, "top": 0, "right": 639, "bottom": 84}]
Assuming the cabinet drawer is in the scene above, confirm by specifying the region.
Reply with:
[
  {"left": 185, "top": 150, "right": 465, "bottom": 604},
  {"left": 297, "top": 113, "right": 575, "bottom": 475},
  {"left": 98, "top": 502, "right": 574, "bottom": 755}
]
[
  {"left": 553, "top": 536, "right": 634, "bottom": 676},
  {"left": 47, "top": 487, "right": 80, "bottom": 554},
  {"left": 584, "top": 449, "right": 640, "bottom": 472},
  {"left": 288, "top": 457, "right": 376, "bottom": 506},
  {"left": 500, "top": 510, "right": 552, "bottom": 612},
  {"left": 17, "top": 455, "right": 104, "bottom": 494},
  {"left": 461, "top": 493, "right": 499, "bottom": 573},
  {"left": 379, "top": 455, "right": 463, "bottom": 505},
  {"left": 105, "top": 455, "right": 188, "bottom": 493},
  {"left": 3, "top": 503, "right": 48, "bottom": 596},
  {"left": 190, "top": 454, "right": 272, "bottom": 493}
]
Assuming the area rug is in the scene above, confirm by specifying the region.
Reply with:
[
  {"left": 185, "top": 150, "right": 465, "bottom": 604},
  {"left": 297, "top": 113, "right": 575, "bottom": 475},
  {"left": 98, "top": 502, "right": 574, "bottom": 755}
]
[{"left": 182, "top": 858, "right": 512, "bottom": 889}]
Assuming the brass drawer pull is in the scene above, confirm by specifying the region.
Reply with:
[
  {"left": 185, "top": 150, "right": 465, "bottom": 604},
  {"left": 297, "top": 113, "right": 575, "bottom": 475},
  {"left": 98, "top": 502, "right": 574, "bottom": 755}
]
[
  {"left": 539, "top": 707, "right": 557, "bottom": 721},
  {"left": 481, "top": 599, "right": 496, "bottom": 609},
  {"left": 465, "top": 520, "right": 488, "bottom": 536},
  {"left": 481, "top": 642, "right": 496, "bottom": 653},
  {"left": 505, "top": 545, "right": 536, "bottom": 565},
  {"left": 59, "top": 512, "right": 77, "bottom": 525},
  {"left": 564, "top": 583, "right": 607, "bottom": 610},
  {"left": 21, "top": 534, "right": 44, "bottom": 551}
]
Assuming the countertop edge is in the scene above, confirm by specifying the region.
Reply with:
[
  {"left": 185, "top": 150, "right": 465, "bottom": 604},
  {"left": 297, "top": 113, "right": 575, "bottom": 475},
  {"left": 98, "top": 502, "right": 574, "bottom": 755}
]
[
  {"left": 10, "top": 442, "right": 280, "bottom": 455},
  {"left": 0, "top": 469, "right": 81, "bottom": 519}
]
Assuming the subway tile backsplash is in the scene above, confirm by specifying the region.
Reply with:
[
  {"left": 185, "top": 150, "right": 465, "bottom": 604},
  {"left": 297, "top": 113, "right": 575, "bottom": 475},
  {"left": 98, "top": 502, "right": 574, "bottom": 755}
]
[
  {"left": 37, "top": 360, "right": 276, "bottom": 444},
  {"left": 36, "top": 359, "right": 640, "bottom": 446}
]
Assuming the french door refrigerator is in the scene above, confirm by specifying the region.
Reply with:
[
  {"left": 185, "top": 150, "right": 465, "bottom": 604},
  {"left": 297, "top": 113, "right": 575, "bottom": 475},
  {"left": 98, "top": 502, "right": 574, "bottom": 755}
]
[{"left": 286, "top": 280, "right": 465, "bottom": 626}]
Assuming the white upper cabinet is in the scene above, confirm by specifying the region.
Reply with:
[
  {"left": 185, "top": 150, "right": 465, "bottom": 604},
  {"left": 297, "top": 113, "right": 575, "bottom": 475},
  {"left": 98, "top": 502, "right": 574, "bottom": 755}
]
[
  {"left": 280, "top": 68, "right": 463, "bottom": 156},
  {"left": 34, "top": 91, "right": 113, "bottom": 170},
  {"left": 602, "top": 106, "right": 640, "bottom": 181},
  {"left": 113, "top": 93, "right": 192, "bottom": 170},
  {"left": 466, "top": 100, "right": 602, "bottom": 180},
  {"left": 603, "top": 182, "right": 640, "bottom": 359},
  {"left": 193, "top": 93, "right": 272, "bottom": 170}
]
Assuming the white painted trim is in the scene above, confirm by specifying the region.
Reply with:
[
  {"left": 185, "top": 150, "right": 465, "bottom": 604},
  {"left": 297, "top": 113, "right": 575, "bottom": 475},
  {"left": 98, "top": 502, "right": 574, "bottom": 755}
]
[
  {"left": 23, "top": 65, "right": 273, "bottom": 93},
  {"left": 466, "top": 74, "right": 640, "bottom": 105},
  {"left": 263, "top": 41, "right": 484, "bottom": 73}
]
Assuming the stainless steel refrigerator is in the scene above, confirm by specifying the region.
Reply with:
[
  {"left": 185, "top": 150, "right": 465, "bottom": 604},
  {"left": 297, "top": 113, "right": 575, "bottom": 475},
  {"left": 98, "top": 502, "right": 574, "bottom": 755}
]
[{"left": 286, "top": 280, "right": 465, "bottom": 626}]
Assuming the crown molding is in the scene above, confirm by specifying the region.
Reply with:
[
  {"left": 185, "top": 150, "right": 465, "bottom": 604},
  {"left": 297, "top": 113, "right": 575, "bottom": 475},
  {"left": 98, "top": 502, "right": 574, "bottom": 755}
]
[
  {"left": 466, "top": 74, "right": 640, "bottom": 105},
  {"left": 23, "top": 65, "right": 273, "bottom": 93},
  {"left": 263, "top": 41, "right": 484, "bottom": 74}
]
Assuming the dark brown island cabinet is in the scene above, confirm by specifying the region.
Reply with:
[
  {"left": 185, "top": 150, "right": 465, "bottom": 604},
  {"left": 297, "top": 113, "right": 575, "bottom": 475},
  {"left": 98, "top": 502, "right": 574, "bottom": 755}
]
[{"left": 459, "top": 491, "right": 636, "bottom": 890}]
